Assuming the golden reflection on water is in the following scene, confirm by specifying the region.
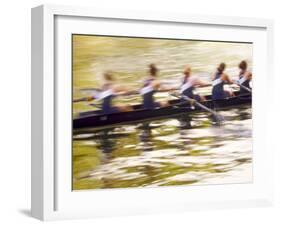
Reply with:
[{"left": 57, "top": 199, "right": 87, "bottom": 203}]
[{"left": 72, "top": 35, "right": 252, "bottom": 190}]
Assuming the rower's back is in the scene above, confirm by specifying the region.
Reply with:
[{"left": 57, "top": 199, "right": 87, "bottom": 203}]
[
  {"left": 238, "top": 72, "right": 251, "bottom": 95},
  {"left": 212, "top": 63, "right": 227, "bottom": 100},
  {"left": 140, "top": 64, "right": 160, "bottom": 109},
  {"left": 238, "top": 61, "right": 252, "bottom": 95},
  {"left": 212, "top": 72, "right": 225, "bottom": 100},
  {"left": 181, "top": 76, "right": 195, "bottom": 98},
  {"left": 100, "top": 83, "right": 114, "bottom": 113},
  {"left": 99, "top": 72, "right": 119, "bottom": 114},
  {"left": 141, "top": 77, "right": 156, "bottom": 109}
]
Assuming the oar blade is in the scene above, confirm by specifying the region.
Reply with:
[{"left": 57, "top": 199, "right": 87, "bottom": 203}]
[{"left": 214, "top": 114, "right": 225, "bottom": 124}]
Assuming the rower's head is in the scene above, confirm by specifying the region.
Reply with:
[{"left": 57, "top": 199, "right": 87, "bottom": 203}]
[
  {"left": 149, "top": 64, "right": 158, "bottom": 77},
  {"left": 184, "top": 66, "right": 191, "bottom": 77},
  {"left": 103, "top": 71, "right": 114, "bottom": 81},
  {"left": 239, "top": 60, "right": 247, "bottom": 71},
  {"left": 217, "top": 63, "right": 226, "bottom": 73}
]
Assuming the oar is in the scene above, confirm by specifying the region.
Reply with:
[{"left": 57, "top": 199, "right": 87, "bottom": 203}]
[
  {"left": 80, "top": 88, "right": 102, "bottom": 92},
  {"left": 73, "top": 97, "right": 92, "bottom": 103},
  {"left": 79, "top": 84, "right": 212, "bottom": 94},
  {"left": 78, "top": 82, "right": 178, "bottom": 92},
  {"left": 233, "top": 80, "right": 252, "bottom": 93},
  {"left": 171, "top": 93, "right": 224, "bottom": 122},
  {"left": 74, "top": 87, "right": 179, "bottom": 103},
  {"left": 74, "top": 89, "right": 100, "bottom": 103},
  {"left": 79, "top": 88, "right": 178, "bottom": 95}
]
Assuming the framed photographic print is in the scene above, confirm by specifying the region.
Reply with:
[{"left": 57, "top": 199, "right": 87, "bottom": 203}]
[{"left": 31, "top": 4, "right": 274, "bottom": 221}]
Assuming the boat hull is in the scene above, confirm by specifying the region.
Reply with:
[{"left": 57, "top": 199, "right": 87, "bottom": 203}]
[{"left": 73, "top": 93, "right": 251, "bottom": 130}]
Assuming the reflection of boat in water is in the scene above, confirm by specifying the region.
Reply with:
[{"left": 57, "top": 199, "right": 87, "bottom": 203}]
[
  {"left": 73, "top": 92, "right": 251, "bottom": 131},
  {"left": 94, "top": 130, "right": 116, "bottom": 154},
  {"left": 138, "top": 122, "right": 154, "bottom": 152},
  {"left": 138, "top": 116, "right": 194, "bottom": 152},
  {"left": 73, "top": 105, "right": 251, "bottom": 158},
  {"left": 73, "top": 116, "right": 195, "bottom": 155},
  {"left": 73, "top": 129, "right": 129, "bottom": 154}
]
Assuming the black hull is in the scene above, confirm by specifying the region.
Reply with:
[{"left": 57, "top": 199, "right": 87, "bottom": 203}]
[{"left": 73, "top": 92, "right": 251, "bottom": 130}]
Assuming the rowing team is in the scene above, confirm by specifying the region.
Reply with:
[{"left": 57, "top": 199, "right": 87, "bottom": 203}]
[{"left": 83, "top": 60, "right": 252, "bottom": 114}]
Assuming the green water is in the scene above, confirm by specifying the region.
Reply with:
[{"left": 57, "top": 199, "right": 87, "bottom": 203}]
[{"left": 72, "top": 35, "right": 252, "bottom": 190}]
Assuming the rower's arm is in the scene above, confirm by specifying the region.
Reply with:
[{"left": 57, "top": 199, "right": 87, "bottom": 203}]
[
  {"left": 222, "top": 74, "right": 233, "bottom": 84},
  {"left": 158, "top": 86, "right": 178, "bottom": 92},
  {"left": 152, "top": 80, "right": 161, "bottom": 90},
  {"left": 114, "top": 85, "right": 130, "bottom": 93},
  {"left": 153, "top": 81, "right": 177, "bottom": 92},
  {"left": 114, "top": 85, "right": 138, "bottom": 95},
  {"left": 246, "top": 71, "right": 252, "bottom": 80},
  {"left": 212, "top": 73, "right": 216, "bottom": 81},
  {"left": 157, "top": 82, "right": 178, "bottom": 92},
  {"left": 196, "top": 79, "right": 211, "bottom": 87}
]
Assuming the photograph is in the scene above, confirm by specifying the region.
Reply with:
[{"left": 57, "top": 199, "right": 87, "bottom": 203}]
[{"left": 72, "top": 34, "right": 253, "bottom": 190}]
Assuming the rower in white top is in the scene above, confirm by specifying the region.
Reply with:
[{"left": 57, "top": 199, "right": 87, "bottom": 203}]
[
  {"left": 180, "top": 65, "right": 209, "bottom": 102},
  {"left": 82, "top": 71, "right": 133, "bottom": 114},
  {"left": 236, "top": 60, "right": 252, "bottom": 94}
]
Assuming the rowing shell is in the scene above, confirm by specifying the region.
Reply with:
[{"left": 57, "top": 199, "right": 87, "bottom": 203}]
[{"left": 73, "top": 91, "right": 251, "bottom": 131}]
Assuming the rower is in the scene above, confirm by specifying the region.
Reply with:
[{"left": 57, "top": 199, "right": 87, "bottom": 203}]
[
  {"left": 140, "top": 64, "right": 169, "bottom": 109},
  {"left": 237, "top": 60, "right": 252, "bottom": 94},
  {"left": 212, "top": 63, "right": 234, "bottom": 100},
  {"left": 87, "top": 71, "right": 132, "bottom": 114},
  {"left": 180, "top": 65, "right": 209, "bottom": 102}
]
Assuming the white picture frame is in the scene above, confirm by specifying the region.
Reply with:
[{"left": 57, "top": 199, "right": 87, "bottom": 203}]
[{"left": 31, "top": 4, "right": 274, "bottom": 221}]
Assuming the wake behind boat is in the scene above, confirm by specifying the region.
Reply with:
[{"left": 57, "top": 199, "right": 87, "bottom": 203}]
[{"left": 73, "top": 91, "right": 251, "bottom": 131}]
